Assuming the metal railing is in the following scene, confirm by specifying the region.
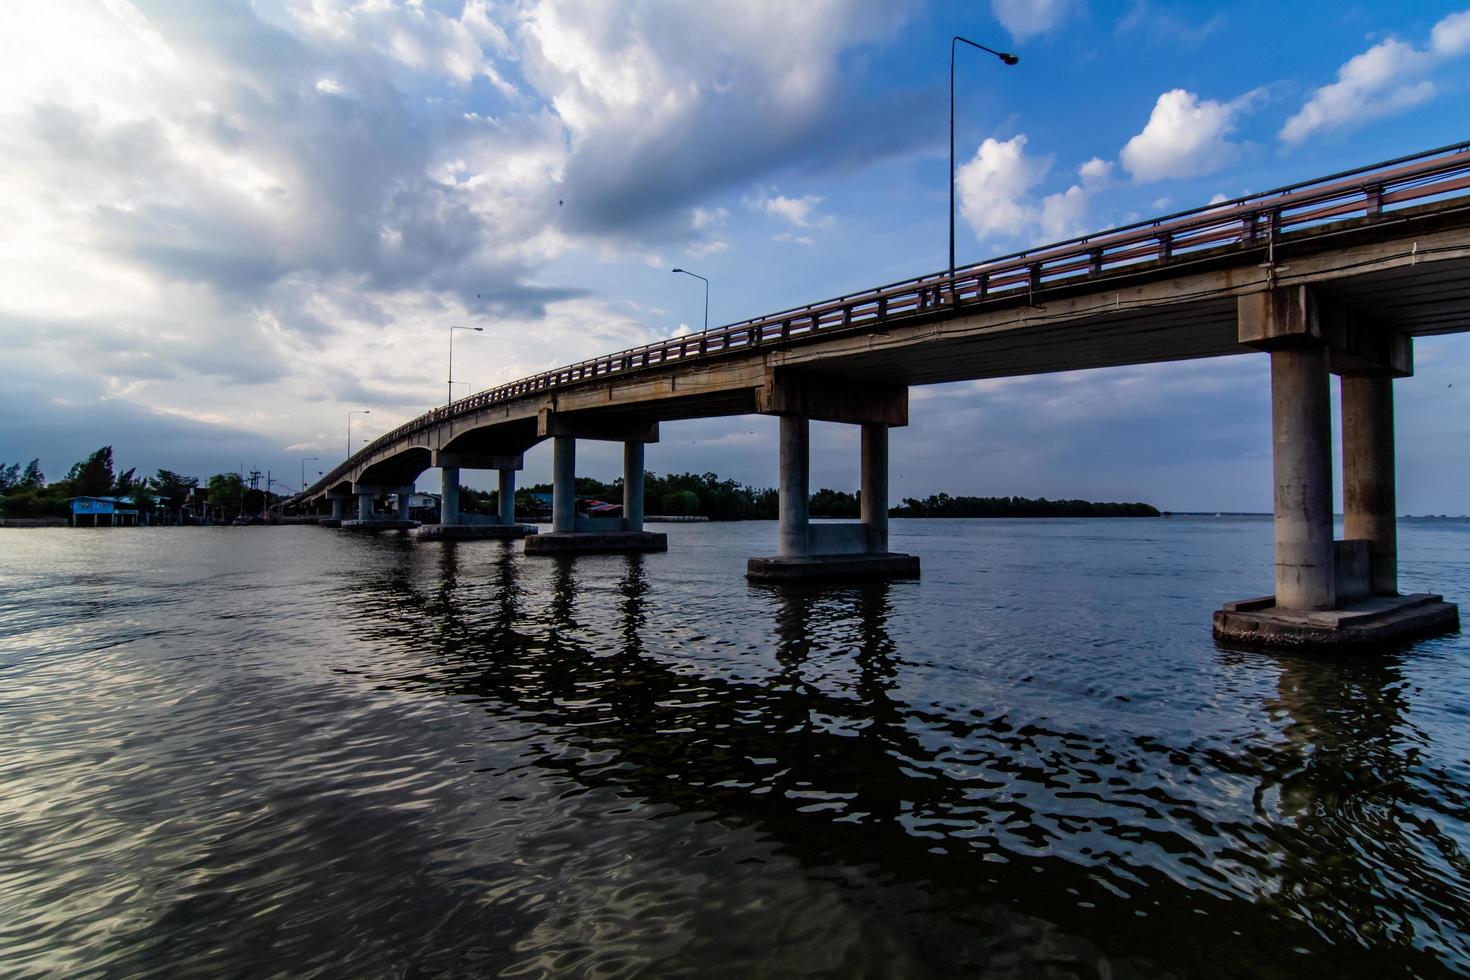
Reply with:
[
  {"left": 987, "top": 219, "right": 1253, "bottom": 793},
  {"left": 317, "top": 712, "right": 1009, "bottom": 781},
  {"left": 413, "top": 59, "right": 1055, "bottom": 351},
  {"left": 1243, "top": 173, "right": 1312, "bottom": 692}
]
[{"left": 303, "top": 140, "right": 1470, "bottom": 499}]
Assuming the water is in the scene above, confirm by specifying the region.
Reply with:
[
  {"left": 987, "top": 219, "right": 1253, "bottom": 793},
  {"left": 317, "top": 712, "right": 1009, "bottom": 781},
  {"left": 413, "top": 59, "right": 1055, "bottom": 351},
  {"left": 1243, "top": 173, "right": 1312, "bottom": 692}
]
[{"left": 1, "top": 517, "right": 1468, "bottom": 978}]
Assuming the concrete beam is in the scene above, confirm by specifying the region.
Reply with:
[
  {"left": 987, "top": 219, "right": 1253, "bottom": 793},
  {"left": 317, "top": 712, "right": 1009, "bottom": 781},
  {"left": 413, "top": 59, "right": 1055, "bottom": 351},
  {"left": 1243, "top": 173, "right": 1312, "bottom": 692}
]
[
  {"left": 538, "top": 409, "right": 660, "bottom": 443},
  {"left": 756, "top": 368, "right": 908, "bottom": 426},
  {"left": 1238, "top": 286, "right": 1412, "bottom": 377},
  {"left": 432, "top": 451, "right": 525, "bottom": 470}
]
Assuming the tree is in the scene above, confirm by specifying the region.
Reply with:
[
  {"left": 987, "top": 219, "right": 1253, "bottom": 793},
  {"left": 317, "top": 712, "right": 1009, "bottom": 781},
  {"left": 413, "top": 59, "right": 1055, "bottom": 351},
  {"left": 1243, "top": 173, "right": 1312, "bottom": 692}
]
[
  {"left": 153, "top": 469, "right": 199, "bottom": 509},
  {"left": 66, "top": 447, "right": 115, "bottom": 497},
  {"left": 20, "top": 460, "right": 42, "bottom": 488},
  {"left": 0, "top": 463, "right": 18, "bottom": 494},
  {"left": 207, "top": 473, "right": 245, "bottom": 517}
]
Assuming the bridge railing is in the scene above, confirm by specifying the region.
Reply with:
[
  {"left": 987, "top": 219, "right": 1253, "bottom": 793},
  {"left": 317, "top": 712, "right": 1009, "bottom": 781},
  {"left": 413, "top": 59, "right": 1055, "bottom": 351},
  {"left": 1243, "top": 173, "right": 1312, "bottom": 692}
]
[{"left": 303, "top": 140, "right": 1470, "bottom": 499}]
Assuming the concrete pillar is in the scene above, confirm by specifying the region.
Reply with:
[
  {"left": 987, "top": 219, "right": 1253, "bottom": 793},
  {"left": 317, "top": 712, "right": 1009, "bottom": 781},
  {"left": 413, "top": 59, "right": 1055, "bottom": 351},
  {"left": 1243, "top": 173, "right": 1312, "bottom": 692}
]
[
  {"left": 861, "top": 423, "right": 889, "bottom": 555},
  {"left": 623, "top": 441, "right": 645, "bottom": 532},
  {"left": 396, "top": 488, "right": 412, "bottom": 521},
  {"left": 441, "top": 466, "right": 460, "bottom": 525},
  {"left": 552, "top": 436, "right": 576, "bottom": 533},
  {"left": 1342, "top": 375, "right": 1398, "bottom": 595},
  {"left": 331, "top": 498, "right": 345, "bottom": 521},
  {"left": 1271, "top": 346, "right": 1335, "bottom": 610},
  {"left": 498, "top": 468, "right": 516, "bottom": 525},
  {"left": 358, "top": 492, "right": 374, "bottom": 521},
  {"left": 779, "top": 415, "right": 810, "bottom": 558}
]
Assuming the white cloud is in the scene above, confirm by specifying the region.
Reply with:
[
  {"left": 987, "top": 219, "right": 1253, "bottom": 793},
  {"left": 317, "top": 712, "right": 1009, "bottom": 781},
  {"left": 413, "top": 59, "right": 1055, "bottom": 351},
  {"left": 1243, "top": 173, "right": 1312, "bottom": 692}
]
[
  {"left": 991, "top": 0, "right": 1072, "bottom": 40},
  {"left": 957, "top": 135, "right": 1049, "bottom": 240},
  {"left": 1281, "top": 11, "right": 1470, "bottom": 144},
  {"left": 1432, "top": 10, "right": 1470, "bottom": 55},
  {"left": 773, "top": 232, "right": 816, "bottom": 246},
  {"left": 686, "top": 239, "right": 729, "bottom": 257},
  {"left": 690, "top": 206, "right": 728, "bottom": 229},
  {"left": 957, "top": 137, "right": 1101, "bottom": 243},
  {"left": 750, "top": 192, "right": 832, "bottom": 228},
  {"left": 1121, "top": 88, "right": 1260, "bottom": 183}
]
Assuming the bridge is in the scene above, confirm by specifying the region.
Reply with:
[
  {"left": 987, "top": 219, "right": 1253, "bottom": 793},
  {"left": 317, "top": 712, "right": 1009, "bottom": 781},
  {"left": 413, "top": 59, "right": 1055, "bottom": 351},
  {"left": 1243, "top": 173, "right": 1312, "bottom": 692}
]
[{"left": 295, "top": 142, "right": 1470, "bottom": 649}]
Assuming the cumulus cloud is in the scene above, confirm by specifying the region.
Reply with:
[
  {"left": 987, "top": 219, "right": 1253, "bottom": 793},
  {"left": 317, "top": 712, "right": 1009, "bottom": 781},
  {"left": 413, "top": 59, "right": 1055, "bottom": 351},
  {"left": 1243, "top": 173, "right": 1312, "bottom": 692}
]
[
  {"left": 749, "top": 192, "right": 832, "bottom": 229},
  {"left": 1280, "top": 12, "right": 1470, "bottom": 144},
  {"left": 991, "top": 0, "right": 1072, "bottom": 40},
  {"left": 519, "top": 0, "right": 922, "bottom": 234},
  {"left": 1121, "top": 88, "right": 1261, "bottom": 183},
  {"left": 957, "top": 137, "right": 1106, "bottom": 244}
]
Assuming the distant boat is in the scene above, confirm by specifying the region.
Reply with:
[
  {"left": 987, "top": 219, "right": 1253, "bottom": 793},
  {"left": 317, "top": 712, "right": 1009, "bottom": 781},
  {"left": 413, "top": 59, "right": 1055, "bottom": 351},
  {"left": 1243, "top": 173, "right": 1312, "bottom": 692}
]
[{"left": 1215, "top": 512, "right": 1223, "bottom": 518}]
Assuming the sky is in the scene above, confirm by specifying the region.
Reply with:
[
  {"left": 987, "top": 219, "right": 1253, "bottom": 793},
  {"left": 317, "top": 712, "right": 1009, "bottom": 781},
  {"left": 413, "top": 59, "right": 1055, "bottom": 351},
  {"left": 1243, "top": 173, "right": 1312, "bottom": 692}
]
[{"left": 2, "top": 0, "right": 1469, "bottom": 512}]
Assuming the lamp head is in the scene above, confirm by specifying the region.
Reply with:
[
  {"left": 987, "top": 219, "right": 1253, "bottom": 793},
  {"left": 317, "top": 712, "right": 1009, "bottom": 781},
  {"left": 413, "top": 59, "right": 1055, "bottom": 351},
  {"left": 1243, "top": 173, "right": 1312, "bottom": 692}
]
[
  {"left": 671, "top": 268, "right": 683, "bottom": 273},
  {"left": 1000, "top": 52, "right": 1019, "bottom": 65}
]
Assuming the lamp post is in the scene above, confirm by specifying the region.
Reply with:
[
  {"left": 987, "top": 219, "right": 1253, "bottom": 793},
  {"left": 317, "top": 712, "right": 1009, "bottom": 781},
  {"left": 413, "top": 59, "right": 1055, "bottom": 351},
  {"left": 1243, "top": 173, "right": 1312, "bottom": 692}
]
[
  {"left": 671, "top": 268, "right": 709, "bottom": 331},
  {"left": 448, "top": 325, "right": 483, "bottom": 407},
  {"left": 950, "top": 36, "right": 1018, "bottom": 292},
  {"left": 347, "top": 410, "right": 370, "bottom": 458},
  {"left": 301, "top": 456, "right": 319, "bottom": 493}
]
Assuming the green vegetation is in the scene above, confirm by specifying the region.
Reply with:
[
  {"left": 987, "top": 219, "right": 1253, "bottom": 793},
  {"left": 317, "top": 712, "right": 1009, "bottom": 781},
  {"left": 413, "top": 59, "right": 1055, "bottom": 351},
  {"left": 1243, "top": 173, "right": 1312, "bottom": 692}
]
[
  {"left": 891, "top": 493, "right": 1160, "bottom": 518},
  {"left": 0, "top": 446, "right": 274, "bottom": 521},
  {"left": 461, "top": 471, "right": 1157, "bottom": 522}
]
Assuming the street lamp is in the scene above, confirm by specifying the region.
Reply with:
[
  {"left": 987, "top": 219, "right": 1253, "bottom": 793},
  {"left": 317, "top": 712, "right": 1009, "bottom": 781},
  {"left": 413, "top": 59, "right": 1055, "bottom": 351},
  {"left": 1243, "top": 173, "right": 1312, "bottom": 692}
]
[
  {"left": 301, "top": 456, "right": 319, "bottom": 493},
  {"left": 448, "top": 325, "right": 483, "bottom": 407},
  {"left": 671, "top": 268, "right": 709, "bottom": 331},
  {"left": 950, "top": 35, "right": 1018, "bottom": 292},
  {"left": 347, "top": 410, "right": 370, "bottom": 457}
]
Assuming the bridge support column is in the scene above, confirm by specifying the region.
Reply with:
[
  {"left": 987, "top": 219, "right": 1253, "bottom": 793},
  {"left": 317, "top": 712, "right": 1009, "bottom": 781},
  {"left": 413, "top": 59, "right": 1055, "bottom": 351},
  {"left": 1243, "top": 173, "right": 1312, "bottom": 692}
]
[
  {"left": 499, "top": 469, "right": 516, "bottom": 525},
  {"left": 1215, "top": 287, "right": 1456, "bottom": 647},
  {"left": 1342, "top": 375, "right": 1397, "bottom": 596},
  {"left": 861, "top": 422, "right": 889, "bottom": 555},
  {"left": 624, "top": 441, "right": 645, "bottom": 533},
  {"left": 440, "top": 466, "right": 460, "bottom": 524},
  {"left": 1271, "top": 345, "right": 1336, "bottom": 611},
  {"left": 414, "top": 451, "right": 533, "bottom": 540},
  {"left": 552, "top": 435, "right": 576, "bottom": 534},
  {"left": 396, "top": 487, "right": 413, "bottom": 522},
  {"left": 330, "top": 498, "right": 345, "bottom": 521},
  {"left": 525, "top": 415, "right": 666, "bottom": 555},
  {"left": 357, "top": 489, "right": 374, "bottom": 522},
  {"left": 747, "top": 376, "right": 918, "bottom": 581},
  {"left": 778, "top": 415, "right": 809, "bottom": 558}
]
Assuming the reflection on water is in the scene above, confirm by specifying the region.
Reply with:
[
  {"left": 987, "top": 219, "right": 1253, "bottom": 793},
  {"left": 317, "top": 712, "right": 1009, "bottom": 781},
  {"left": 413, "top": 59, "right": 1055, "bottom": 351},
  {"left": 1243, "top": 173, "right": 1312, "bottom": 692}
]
[{"left": 1, "top": 519, "right": 1469, "bottom": 977}]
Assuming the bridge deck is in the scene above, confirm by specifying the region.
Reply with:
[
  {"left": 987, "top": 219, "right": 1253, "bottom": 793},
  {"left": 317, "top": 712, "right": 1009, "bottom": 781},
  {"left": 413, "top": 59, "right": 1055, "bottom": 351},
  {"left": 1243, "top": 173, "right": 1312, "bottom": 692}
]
[{"left": 301, "top": 142, "right": 1470, "bottom": 500}]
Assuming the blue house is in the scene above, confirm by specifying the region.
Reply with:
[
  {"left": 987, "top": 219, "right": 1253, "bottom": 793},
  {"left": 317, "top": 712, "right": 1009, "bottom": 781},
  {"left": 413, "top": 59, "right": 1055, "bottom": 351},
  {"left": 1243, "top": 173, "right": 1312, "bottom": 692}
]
[{"left": 69, "top": 496, "right": 140, "bottom": 527}]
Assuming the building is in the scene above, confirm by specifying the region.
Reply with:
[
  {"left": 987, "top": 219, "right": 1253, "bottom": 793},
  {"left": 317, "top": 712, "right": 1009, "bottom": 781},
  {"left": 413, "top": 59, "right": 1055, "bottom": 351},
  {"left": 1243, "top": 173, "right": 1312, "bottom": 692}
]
[{"left": 69, "top": 496, "right": 140, "bottom": 527}]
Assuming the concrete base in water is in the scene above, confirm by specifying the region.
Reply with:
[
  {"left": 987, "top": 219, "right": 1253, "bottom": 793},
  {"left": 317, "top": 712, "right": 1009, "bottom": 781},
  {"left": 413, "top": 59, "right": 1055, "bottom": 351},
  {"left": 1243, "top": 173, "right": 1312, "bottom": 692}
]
[
  {"left": 1213, "top": 593, "right": 1459, "bottom": 649},
  {"left": 746, "top": 552, "right": 921, "bottom": 582},
  {"left": 318, "top": 518, "right": 342, "bottom": 528},
  {"left": 415, "top": 523, "right": 538, "bottom": 541},
  {"left": 524, "top": 530, "right": 667, "bottom": 554},
  {"left": 340, "top": 519, "right": 419, "bottom": 532}
]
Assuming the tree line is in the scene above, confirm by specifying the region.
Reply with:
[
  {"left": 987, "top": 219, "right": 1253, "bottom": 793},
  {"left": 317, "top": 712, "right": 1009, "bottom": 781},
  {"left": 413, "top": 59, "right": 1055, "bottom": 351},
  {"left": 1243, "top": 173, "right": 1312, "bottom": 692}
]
[
  {"left": 0, "top": 446, "right": 275, "bottom": 520},
  {"left": 459, "top": 472, "right": 1158, "bottom": 521}
]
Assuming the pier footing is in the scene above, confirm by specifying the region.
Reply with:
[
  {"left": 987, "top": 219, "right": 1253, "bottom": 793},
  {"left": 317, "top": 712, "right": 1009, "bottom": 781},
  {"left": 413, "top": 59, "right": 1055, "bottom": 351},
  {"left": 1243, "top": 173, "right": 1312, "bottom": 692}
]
[
  {"left": 340, "top": 519, "right": 419, "bottom": 532},
  {"left": 318, "top": 518, "right": 342, "bottom": 528},
  {"left": 1213, "top": 593, "right": 1459, "bottom": 649},
  {"left": 524, "top": 530, "right": 667, "bottom": 554},
  {"left": 415, "top": 523, "right": 538, "bottom": 541},
  {"left": 746, "top": 552, "right": 921, "bottom": 583}
]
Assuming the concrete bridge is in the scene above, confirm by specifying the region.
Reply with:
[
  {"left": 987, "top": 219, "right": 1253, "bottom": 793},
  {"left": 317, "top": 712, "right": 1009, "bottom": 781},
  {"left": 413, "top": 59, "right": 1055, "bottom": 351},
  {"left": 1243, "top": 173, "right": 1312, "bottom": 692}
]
[{"left": 295, "top": 142, "right": 1470, "bottom": 648}]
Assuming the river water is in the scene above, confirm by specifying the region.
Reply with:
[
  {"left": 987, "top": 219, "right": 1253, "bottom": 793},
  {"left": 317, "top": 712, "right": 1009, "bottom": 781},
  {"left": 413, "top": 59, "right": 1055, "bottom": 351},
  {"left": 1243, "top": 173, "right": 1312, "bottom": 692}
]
[{"left": 1, "top": 517, "right": 1468, "bottom": 978}]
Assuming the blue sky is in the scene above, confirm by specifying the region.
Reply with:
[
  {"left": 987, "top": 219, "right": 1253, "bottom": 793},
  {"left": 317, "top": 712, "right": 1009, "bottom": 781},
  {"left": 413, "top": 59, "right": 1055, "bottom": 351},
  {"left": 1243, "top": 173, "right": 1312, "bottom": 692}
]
[{"left": 1, "top": 0, "right": 1468, "bottom": 511}]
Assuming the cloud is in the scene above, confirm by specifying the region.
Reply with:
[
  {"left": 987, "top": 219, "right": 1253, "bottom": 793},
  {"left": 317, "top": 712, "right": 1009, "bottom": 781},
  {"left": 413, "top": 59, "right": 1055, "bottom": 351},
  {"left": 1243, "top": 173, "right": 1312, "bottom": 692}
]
[
  {"left": 690, "top": 207, "right": 729, "bottom": 229},
  {"left": 991, "top": 0, "right": 1072, "bottom": 40},
  {"left": 1278, "top": 13, "right": 1470, "bottom": 144},
  {"left": 1121, "top": 88, "right": 1261, "bottom": 183},
  {"left": 956, "top": 138, "right": 1105, "bottom": 244},
  {"left": 749, "top": 192, "right": 832, "bottom": 229},
  {"left": 519, "top": 0, "right": 924, "bottom": 235}
]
